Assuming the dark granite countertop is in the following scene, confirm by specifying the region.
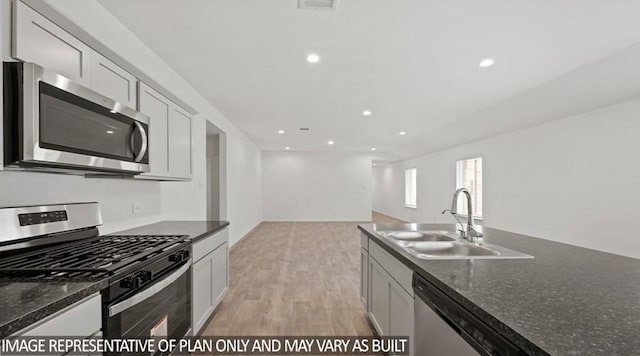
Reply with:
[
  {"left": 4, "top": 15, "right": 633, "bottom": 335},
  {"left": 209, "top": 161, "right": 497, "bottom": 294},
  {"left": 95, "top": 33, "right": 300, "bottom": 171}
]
[
  {"left": 110, "top": 220, "right": 229, "bottom": 242},
  {"left": 358, "top": 223, "right": 640, "bottom": 356},
  {"left": 0, "top": 279, "right": 108, "bottom": 337}
]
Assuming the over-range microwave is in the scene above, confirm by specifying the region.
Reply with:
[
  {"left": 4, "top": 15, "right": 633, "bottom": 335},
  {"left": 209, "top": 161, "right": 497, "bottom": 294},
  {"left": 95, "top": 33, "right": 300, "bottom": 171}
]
[{"left": 3, "top": 62, "right": 150, "bottom": 174}]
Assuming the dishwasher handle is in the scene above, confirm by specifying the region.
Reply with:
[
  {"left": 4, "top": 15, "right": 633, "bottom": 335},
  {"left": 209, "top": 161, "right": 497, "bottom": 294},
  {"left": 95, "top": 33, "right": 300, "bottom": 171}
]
[{"left": 413, "top": 273, "right": 525, "bottom": 356}]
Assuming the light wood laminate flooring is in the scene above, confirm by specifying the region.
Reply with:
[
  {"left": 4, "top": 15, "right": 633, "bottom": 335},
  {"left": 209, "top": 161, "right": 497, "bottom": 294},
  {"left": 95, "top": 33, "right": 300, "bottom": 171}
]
[{"left": 202, "top": 212, "right": 404, "bottom": 336}]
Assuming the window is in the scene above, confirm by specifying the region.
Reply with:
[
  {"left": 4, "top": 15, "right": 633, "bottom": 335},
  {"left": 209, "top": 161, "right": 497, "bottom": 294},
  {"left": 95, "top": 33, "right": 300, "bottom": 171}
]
[
  {"left": 405, "top": 168, "right": 417, "bottom": 208},
  {"left": 456, "top": 157, "right": 482, "bottom": 218}
]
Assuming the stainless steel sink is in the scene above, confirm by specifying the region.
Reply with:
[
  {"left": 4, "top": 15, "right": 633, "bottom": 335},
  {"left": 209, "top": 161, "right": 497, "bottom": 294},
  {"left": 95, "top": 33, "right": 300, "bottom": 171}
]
[
  {"left": 376, "top": 230, "right": 457, "bottom": 242},
  {"left": 375, "top": 228, "right": 532, "bottom": 260},
  {"left": 407, "top": 241, "right": 498, "bottom": 256},
  {"left": 403, "top": 240, "right": 532, "bottom": 260}
]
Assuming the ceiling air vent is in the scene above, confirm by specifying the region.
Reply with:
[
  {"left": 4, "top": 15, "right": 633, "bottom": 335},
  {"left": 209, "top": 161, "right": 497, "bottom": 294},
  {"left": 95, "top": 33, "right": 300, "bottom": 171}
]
[{"left": 298, "top": 0, "right": 337, "bottom": 11}]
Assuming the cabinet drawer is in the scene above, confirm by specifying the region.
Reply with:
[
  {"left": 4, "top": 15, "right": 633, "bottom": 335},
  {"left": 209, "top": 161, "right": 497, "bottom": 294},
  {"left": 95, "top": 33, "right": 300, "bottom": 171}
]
[
  {"left": 17, "top": 293, "right": 101, "bottom": 337},
  {"left": 360, "top": 233, "right": 369, "bottom": 251},
  {"left": 192, "top": 228, "right": 229, "bottom": 263},
  {"left": 369, "top": 241, "right": 413, "bottom": 297}
]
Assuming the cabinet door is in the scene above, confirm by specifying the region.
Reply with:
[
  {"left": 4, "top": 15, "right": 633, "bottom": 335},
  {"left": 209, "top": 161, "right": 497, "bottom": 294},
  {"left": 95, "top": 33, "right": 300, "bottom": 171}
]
[
  {"left": 138, "top": 82, "right": 170, "bottom": 177},
  {"left": 360, "top": 248, "right": 369, "bottom": 308},
  {"left": 192, "top": 253, "right": 215, "bottom": 335},
  {"left": 17, "top": 294, "right": 101, "bottom": 337},
  {"left": 13, "top": 1, "right": 91, "bottom": 85},
  {"left": 369, "top": 258, "right": 390, "bottom": 335},
  {"left": 91, "top": 52, "right": 137, "bottom": 108},
  {"left": 192, "top": 242, "right": 229, "bottom": 335},
  {"left": 389, "top": 279, "right": 414, "bottom": 356},
  {"left": 169, "top": 106, "right": 192, "bottom": 179},
  {"left": 210, "top": 242, "right": 229, "bottom": 308}
]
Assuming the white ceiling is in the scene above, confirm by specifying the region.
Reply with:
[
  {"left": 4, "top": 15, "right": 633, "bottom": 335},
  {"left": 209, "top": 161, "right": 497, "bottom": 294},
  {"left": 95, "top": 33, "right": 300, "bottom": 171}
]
[{"left": 99, "top": 0, "right": 640, "bottom": 159}]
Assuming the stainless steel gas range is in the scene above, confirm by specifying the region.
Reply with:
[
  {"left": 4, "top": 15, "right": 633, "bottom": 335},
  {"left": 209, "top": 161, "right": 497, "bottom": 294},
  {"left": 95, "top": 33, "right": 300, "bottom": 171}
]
[{"left": 0, "top": 202, "right": 192, "bottom": 342}]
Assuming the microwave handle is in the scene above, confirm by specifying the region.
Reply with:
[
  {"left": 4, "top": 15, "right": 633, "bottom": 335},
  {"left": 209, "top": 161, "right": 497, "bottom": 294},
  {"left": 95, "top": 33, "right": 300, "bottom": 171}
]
[{"left": 131, "top": 121, "right": 148, "bottom": 162}]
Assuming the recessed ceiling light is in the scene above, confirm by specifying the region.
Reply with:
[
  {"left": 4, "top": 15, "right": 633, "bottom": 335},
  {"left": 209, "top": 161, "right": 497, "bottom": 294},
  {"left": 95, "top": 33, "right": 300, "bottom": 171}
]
[
  {"left": 373, "top": 163, "right": 377, "bottom": 166},
  {"left": 306, "top": 53, "right": 320, "bottom": 63},
  {"left": 110, "top": 110, "right": 117, "bottom": 114},
  {"left": 479, "top": 58, "right": 495, "bottom": 68},
  {"left": 285, "top": 146, "right": 291, "bottom": 150},
  {"left": 362, "top": 110, "right": 372, "bottom": 116},
  {"left": 371, "top": 147, "right": 377, "bottom": 151},
  {"left": 327, "top": 140, "right": 335, "bottom": 145},
  {"left": 399, "top": 131, "right": 406, "bottom": 135},
  {"left": 106, "top": 130, "right": 114, "bottom": 134},
  {"left": 278, "top": 130, "right": 285, "bottom": 134}
]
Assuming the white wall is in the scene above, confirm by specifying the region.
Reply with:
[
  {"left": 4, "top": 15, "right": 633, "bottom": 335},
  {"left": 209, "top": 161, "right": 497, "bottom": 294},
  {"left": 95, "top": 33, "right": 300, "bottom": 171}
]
[
  {"left": 263, "top": 151, "right": 372, "bottom": 221},
  {"left": 0, "top": 0, "right": 263, "bottom": 245},
  {"left": 0, "top": 0, "right": 161, "bottom": 233},
  {"left": 0, "top": 172, "right": 163, "bottom": 234},
  {"left": 373, "top": 98, "right": 640, "bottom": 259}
]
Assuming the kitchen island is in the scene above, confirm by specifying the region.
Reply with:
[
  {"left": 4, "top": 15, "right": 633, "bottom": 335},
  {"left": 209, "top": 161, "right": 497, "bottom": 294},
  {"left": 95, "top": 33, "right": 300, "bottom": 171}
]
[{"left": 358, "top": 223, "right": 640, "bottom": 355}]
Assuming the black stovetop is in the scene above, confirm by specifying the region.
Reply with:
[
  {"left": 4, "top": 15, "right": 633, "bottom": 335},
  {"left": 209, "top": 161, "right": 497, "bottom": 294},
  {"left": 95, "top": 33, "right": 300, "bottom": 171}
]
[{"left": 0, "top": 234, "right": 188, "bottom": 279}]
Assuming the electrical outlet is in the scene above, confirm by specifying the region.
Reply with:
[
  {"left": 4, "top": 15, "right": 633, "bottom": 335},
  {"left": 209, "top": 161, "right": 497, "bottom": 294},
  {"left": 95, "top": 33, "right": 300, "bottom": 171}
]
[{"left": 131, "top": 203, "right": 144, "bottom": 216}]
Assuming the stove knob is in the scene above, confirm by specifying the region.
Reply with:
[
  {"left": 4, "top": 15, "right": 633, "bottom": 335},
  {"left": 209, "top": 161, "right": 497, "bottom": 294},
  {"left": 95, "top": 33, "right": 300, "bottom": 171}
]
[
  {"left": 120, "top": 275, "right": 142, "bottom": 289},
  {"left": 169, "top": 250, "right": 189, "bottom": 263},
  {"left": 169, "top": 253, "right": 182, "bottom": 263}
]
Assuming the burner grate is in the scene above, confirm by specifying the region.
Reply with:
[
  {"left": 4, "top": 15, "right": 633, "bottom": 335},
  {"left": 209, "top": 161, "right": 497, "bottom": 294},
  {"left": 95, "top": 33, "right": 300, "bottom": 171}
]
[{"left": 0, "top": 235, "right": 187, "bottom": 276}]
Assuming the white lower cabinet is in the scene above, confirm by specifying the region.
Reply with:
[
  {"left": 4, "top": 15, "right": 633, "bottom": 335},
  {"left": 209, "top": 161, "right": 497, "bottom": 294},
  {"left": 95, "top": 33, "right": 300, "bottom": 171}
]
[
  {"left": 369, "top": 258, "right": 391, "bottom": 334},
  {"left": 389, "top": 279, "right": 414, "bottom": 343},
  {"left": 360, "top": 247, "right": 369, "bottom": 307},
  {"left": 191, "top": 229, "right": 229, "bottom": 335},
  {"left": 15, "top": 293, "right": 101, "bottom": 339},
  {"left": 365, "top": 241, "right": 415, "bottom": 356}
]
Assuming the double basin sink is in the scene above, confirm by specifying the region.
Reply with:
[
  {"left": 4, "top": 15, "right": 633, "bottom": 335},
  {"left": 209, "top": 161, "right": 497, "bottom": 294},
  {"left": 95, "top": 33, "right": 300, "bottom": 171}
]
[{"left": 375, "top": 229, "right": 532, "bottom": 260}]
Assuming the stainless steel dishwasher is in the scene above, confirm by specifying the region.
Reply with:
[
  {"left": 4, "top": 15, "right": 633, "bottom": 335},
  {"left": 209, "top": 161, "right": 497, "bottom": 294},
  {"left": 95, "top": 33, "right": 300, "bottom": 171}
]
[{"left": 413, "top": 273, "right": 525, "bottom": 356}]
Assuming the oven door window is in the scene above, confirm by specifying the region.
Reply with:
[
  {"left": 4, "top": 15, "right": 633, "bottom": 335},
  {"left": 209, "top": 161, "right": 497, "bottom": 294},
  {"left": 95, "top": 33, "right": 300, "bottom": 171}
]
[
  {"left": 105, "top": 268, "right": 191, "bottom": 344},
  {"left": 39, "top": 82, "right": 148, "bottom": 164}
]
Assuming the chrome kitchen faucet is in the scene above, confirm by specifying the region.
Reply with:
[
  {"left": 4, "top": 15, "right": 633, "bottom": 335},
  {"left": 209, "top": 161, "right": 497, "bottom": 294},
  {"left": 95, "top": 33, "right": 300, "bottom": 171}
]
[{"left": 442, "top": 188, "right": 483, "bottom": 242}]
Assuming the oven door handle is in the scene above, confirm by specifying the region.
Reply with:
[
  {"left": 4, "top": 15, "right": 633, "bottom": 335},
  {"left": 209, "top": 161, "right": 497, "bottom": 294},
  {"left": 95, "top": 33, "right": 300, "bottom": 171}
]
[
  {"left": 130, "top": 121, "right": 148, "bottom": 163},
  {"left": 108, "top": 260, "right": 191, "bottom": 317}
]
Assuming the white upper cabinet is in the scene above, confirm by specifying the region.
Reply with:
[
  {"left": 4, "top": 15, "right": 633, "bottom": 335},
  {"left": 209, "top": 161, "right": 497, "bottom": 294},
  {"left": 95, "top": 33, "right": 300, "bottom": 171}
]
[
  {"left": 13, "top": 1, "right": 92, "bottom": 85},
  {"left": 91, "top": 52, "right": 137, "bottom": 108},
  {"left": 169, "top": 106, "right": 193, "bottom": 179},
  {"left": 138, "top": 82, "right": 171, "bottom": 178},
  {"left": 12, "top": 1, "right": 194, "bottom": 181},
  {"left": 13, "top": 1, "right": 136, "bottom": 109},
  {"left": 137, "top": 82, "right": 192, "bottom": 181}
]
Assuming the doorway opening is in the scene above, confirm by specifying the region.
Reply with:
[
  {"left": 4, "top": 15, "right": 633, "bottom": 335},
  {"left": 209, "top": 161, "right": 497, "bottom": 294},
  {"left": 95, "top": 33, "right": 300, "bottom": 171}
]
[{"left": 206, "top": 121, "right": 226, "bottom": 221}]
